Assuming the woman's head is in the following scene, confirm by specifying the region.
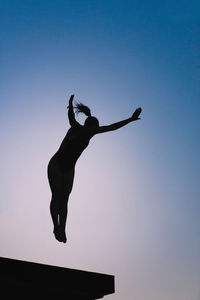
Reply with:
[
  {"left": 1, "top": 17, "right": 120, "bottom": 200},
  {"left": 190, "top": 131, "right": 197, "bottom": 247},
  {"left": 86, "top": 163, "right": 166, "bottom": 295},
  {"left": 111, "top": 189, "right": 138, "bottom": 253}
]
[
  {"left": 75, "top": 102, "right": 99, "bottom": 130},
  {"left": 84, "top": 116, "right": 99, "bottom": 129}
]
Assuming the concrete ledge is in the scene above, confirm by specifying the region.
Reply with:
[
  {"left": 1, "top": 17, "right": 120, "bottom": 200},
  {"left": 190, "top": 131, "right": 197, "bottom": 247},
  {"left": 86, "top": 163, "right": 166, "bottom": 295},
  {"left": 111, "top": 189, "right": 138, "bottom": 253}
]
[{"left": 0, "top": 257, "right": 115, "bottom": 299}]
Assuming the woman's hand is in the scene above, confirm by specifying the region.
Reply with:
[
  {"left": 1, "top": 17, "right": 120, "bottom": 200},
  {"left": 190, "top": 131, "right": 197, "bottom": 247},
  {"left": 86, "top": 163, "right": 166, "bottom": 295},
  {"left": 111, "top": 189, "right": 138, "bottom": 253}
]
[
  {"left": 67, "top": 95, "right": 74, "bottom": 109},
  {"left": 131, "top": 107, "right": 142, "bottom": 121},
  {"left": 68, "top": 94, "right": 74, "bottom": 107}
]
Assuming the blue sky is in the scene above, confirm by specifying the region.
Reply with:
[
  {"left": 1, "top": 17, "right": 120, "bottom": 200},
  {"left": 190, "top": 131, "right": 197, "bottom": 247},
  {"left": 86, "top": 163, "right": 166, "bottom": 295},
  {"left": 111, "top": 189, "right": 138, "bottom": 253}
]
[{"left": 0, "top": 1, "right": 200, "bottom": 299}]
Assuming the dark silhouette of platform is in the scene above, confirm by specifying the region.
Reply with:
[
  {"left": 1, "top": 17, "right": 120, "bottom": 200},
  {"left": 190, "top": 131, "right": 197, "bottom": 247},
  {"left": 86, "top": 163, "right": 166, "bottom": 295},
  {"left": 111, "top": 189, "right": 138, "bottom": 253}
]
[{"left": 0, "top": 257, "right": 115, "bottom": 299}]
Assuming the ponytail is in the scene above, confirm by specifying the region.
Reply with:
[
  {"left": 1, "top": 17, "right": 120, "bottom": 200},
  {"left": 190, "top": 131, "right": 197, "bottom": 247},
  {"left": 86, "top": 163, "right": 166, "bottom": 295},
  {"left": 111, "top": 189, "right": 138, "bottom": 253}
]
[{"left": 74, "top": 102, "right": 91, "bottom": 117}]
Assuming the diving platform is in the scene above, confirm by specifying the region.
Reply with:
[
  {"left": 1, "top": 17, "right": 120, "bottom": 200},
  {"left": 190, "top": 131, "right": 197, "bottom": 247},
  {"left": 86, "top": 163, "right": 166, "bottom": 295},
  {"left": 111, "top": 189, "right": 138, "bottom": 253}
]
[{"left": 0, "top": 257, "right": 115, "bottom": 299}]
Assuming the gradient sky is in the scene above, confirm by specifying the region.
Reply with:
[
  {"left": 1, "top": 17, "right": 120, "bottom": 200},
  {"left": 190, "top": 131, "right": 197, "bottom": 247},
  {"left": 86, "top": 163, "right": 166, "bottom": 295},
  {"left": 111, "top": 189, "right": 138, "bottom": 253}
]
[{"left": 0, "top": 1, "right": 200, "bottom": 299}]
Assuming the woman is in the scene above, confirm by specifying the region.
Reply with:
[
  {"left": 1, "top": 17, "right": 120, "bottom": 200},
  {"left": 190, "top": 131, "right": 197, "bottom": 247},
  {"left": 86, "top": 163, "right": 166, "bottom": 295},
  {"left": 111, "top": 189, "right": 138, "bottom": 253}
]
[{"left": 48, "top": 95, "right": 142, "bottom": 243}]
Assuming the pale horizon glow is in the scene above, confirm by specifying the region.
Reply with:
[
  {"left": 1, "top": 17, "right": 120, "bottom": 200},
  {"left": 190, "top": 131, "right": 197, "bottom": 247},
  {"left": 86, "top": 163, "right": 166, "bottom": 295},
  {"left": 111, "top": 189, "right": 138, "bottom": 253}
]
[{"left": 0, "top": 1, "right": 200, "bottom": 300}]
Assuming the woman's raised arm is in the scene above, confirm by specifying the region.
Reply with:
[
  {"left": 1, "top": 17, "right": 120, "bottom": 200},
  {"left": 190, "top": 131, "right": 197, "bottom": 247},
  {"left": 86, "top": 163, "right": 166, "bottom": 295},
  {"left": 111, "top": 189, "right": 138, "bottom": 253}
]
[
  {"left": 68, "top": 95, "right": 80, "bottom": 126},
  {"left": 96, "top": 107, "right": 142, "bottom": 134}
]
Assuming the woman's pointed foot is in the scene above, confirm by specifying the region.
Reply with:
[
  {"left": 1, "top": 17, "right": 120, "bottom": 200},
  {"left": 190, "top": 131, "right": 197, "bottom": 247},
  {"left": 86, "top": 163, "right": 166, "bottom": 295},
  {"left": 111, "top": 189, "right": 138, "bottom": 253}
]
[
  {"left": 53, "top": 228, "right": 63, "bottom": 243},
  {"left": 53, "top": 228, "right": 67, "bottom": 243},
  {"left": 61, "top": 231, "right": 67, "bottom": 243}
]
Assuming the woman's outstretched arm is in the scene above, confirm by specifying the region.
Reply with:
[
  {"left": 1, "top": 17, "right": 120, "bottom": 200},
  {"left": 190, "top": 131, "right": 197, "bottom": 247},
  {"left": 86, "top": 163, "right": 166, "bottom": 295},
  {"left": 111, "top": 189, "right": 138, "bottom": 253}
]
[
  {"left": 96, "top": 107, "right": 142, "bottom": 134},
  {"left": 68, "top": 95, "right": 80, "bottom": 126}
]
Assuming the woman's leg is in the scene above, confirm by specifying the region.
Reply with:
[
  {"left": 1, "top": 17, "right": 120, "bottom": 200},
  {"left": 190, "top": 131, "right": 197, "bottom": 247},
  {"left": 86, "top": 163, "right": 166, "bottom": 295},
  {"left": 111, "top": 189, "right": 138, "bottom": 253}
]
[
  {"left": 50, "top": 196, "right": 59, "bottom": 232},
  {"left": 48, "top": 158, "right": 65, "bottom": 242},
  {"left": 50, "top": 191, "right": 65, "bottom": 242},
  {"left": 58, "top": 168, "right": 75, "bottom": 242},
  {"left": 48, "top": 158, "right": 75, "bottom": 243}
]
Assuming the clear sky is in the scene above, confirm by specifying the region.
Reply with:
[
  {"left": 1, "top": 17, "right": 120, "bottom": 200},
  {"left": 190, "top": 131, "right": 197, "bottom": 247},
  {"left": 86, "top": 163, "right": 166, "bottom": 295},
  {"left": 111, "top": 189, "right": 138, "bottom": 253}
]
[{"left": 0, "top": 1, "right": 200, "bottom": 299}]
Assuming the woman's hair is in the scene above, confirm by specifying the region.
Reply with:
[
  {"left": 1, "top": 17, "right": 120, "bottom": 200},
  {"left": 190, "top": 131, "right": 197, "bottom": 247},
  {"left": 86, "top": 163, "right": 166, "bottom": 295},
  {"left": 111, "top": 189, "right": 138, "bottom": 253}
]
[
  {"left": 74, "top": 102, "right": 91, "bottom": 117},
  {"left": 74, "top": 102, "right": 99, "bottom": 128}
]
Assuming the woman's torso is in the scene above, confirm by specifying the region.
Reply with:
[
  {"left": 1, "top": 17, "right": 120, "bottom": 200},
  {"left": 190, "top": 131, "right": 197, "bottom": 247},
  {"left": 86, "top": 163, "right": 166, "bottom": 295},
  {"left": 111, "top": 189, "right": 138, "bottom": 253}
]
[{"left": 50, "top": 124, "right": 94, "bottom": 170}]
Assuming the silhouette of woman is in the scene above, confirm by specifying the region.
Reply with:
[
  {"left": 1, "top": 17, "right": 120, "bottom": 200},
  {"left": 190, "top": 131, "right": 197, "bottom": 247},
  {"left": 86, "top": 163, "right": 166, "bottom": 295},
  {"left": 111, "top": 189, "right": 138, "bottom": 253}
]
[{"left": 48, "top": 95, "right": 142, "bottom": 243}]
